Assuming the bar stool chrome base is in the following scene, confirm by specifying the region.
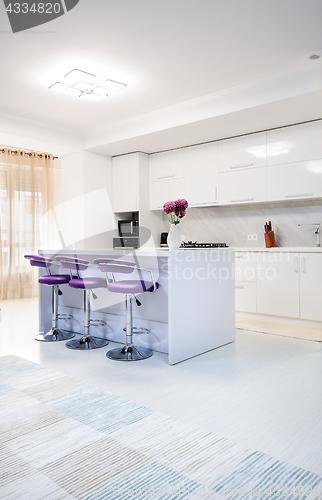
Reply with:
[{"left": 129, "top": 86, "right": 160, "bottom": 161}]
[
  {"left": 35, "top": 328, "right": 75, "bottom": 342},
  {"left": 66, "top": 336, "right": 109, "bottom": 350},
  {"left": 106, "top": 345, "right": 153, "bottom": 361}
]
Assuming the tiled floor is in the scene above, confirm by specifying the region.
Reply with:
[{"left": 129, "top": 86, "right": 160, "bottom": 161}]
[{"left": 0, "top": 297, "right": 322, "bottom": 476}]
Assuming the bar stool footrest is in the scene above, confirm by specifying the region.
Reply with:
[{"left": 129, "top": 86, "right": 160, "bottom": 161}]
[
  {"left": 89, "top": 319, "right": 106, "bottom": 327},
  {"left": 106, "top": 345, "right": 153, "bottom": 361},
  {"left": 35, "top": 328, "right": 75, "bottom": 342},
  {"left": 122, "top": 326, "right": 150, "bottom": 334},
  {"left": 57, "top": 314, "right": 73, "bottom": 320}
]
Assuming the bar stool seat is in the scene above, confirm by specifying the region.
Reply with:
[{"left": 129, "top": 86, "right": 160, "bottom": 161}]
[
  {"left": 39, "top": 275, "right": 71, "bottom": 286},
  {"left": 108, "top": 280, "right": 157, "bottom": 294},
  {"left": 69, "top": 277, "right": 107, "bottom": 289}
]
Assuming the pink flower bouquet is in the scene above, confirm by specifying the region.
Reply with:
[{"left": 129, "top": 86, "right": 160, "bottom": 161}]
[{"left": 163, "top": 199, "right": 188, "bottom": 225}]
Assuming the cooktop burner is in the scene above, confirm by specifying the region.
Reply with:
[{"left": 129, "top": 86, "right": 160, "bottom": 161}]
[{"left": 181, "top": 241, "right": 229, "bottom": 248}]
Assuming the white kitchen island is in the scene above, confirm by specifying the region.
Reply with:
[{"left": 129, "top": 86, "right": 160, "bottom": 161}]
[{"left": 38, "top": 248, "right": 235, "bottom": 364}]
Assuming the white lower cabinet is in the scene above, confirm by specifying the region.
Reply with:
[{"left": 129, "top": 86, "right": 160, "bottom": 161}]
[
  {"left": 150, "top": 178, "right": 185, "bottom": 210},
  {"left": 299, "top": 253, "right": 322, "bottom": 321},
  {"left": 256, "top": 253, "right": 300, "bottom": 318},
  {"left": 219, "top": 167, "right": 267, "bottom": 205},
  {"left": 235, "top": 282, "right": 257, "bottom": 313},
  {"left": 239, "top": 251, "right": 322, "bottom": 322}
]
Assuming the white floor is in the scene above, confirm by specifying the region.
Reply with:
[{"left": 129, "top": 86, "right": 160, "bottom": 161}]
[{"left": 1, "top": 297, "right": 322, "bottom": 477}]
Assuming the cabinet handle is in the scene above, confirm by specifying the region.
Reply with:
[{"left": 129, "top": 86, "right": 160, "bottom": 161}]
[
  {"left": 192, "top": 202, "right": 216, "bottom": 206},
  {"left": 285, "top": 193, "right": 313, "bottom": 198},
  {"left": 135, "top": 197, "right": 138, "bottom": 210},
  {"left": 214, "top": 186, "right": 218, "bottom": 201},
  {"left": 230, "top": 163, "right": 254, "bottom": 169},
  {"left": 157, "top": 175, "right": 175, "bottom": 180},
  {"left": 294, "top": 256, "right": 299, "bottom": 273},
  {"left": 231, "top": 197, "right": 254, "bottom": 203},
  {"left": 235, "top": 284, "right": 244, "bottom": 289},
  {"left": 301, "top": 256, "right": 306, "bottom": 273}
]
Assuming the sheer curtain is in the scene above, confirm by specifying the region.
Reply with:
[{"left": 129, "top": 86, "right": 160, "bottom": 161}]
[{"left": 0, "top": 148, "right": 55, "bottom": 299}]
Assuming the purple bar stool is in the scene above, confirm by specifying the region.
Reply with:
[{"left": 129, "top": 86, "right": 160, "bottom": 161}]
[
  {"left": 24, "top": 254, "right": 75, "bottom": 342},
  {"left": 55, "top": 256, "right": 109, "bottom": 350},
  {"left": 94, "top": 258, "right": 159, "bottom": 361}
]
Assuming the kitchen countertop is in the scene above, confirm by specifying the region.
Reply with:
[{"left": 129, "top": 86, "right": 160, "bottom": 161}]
[{"left": 233, "top": 247, "right": 322, "bottom": 252}]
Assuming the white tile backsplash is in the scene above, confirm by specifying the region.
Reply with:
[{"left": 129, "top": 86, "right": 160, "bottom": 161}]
[{"left": 168, "top": 200, "right": 322, "bottom": 247}]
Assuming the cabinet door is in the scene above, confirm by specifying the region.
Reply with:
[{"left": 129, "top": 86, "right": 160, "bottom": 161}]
[
  {"left": 300, "top": 253, "right": 322, "bottom": 321},
  {"left": 267, "top": 121, "right": 322, "bottom": 166},
  {"left": 256, "top": 253, "right": 300, "bottom": 318},
  {"left": 235, "top": 281, "right": 257, "bottom": 313},
  {"left": 267, "top": 159, "right": 322, "bottom": 202},
  {"left": 235, "top": 252, "right": 257, "bottom": 282},
  {"left": 218, "top": 132, "right": 266, "bottom": 173},
  {"left": 150, "top": 178, "right": 185, "bottom": 210},
  {"left": 184, "top": 143, "right": 218, "bottom": 206},
  {"left": 112, "top": 155, "right": 139, "bottom": 212},
  {"left": 149, "top": 149, "right": 184, "bottom": 182},
  {"left": 219, "top": 167, "right": 267, "bottom": 205}
]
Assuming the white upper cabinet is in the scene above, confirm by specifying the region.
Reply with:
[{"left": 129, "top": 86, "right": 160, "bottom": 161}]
[
  {"left": 149, "top": 178, "right": 185, "bottom": 210},
  {"left": 267, "top": 121, "right": 322, "bottom": 166},
  {"left": 149, "top": 149, "right": 184, "bottom": 181},
  {"left": 219, "top": 167, "right": 267, "bottom": 205},
  {"left": 112, "top": 154, "right": 139, "bottom": 212},
  {"left": 184, "top": 143, "right": 218, "bottom": 207},
  {"left": 267, "top": 159, "right": 322, "bottom": 202},
  {"left": 218, "top": 132, "right": 267, "bottom": 172}
]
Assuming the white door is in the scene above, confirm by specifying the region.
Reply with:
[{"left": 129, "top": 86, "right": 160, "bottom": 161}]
[
  {"left": 299, "top": 253, "right": 322, "bottom": 321},
  {"left": 267, "top": 159, "right": 322, "bottom": 202},
  {"left": 184, "top": 143, "right": 218, "bottom": 206},
  {"left": 112, "top": 155, "right": 139, "bottom": 212},
  {"left": 256, "top": 252, "right": 300, "bottom": 318},
  {"left": 219, "top": 167, "right": 267, "bottom": 205}
]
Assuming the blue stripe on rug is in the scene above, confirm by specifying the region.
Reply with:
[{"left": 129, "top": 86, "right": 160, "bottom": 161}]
[
  {"left": 0, "top": 383, "right": 15, "bottom": 396},
  {"left": 46, "top": 386, "right": 155, "bottom": 434},
  {"left": 83, "top": 460, "right": 203, "bottom": 500},
  {"left": 211, "top": 451, "right": 322, "bottom": 500},
  {"left": 0, "top": 360, "right": 42, "bottom": 380}
]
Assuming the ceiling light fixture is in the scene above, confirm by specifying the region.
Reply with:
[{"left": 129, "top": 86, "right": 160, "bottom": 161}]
[
  {"left": 309, "top": 53, "right": 320, "bottom": 60},
  {"left": 48, "top": 68, "right": 127, "bottom": 102}
]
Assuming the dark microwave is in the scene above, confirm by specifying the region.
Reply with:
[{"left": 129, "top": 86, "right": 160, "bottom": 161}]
[{"left": 118, "top": 219, "right": 139, "bottom": 237}]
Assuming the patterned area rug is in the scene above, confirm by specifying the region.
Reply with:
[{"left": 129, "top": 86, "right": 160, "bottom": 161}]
[{"left": 0, "top": 355, "right": 321, "bottom": 500}]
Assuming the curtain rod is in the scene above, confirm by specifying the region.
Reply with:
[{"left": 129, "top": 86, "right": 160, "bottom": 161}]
[{"left": 0, "top": 149, "right": 58, "bottom": 159}]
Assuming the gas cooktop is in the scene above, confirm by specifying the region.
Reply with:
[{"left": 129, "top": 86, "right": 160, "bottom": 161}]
[{"left": 181, "top": 241, "right": 229, "bottom": 248}]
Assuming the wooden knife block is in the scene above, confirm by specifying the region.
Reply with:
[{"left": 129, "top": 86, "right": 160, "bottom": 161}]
[{"left": 265, "top": 231, "right": 276, "bottom": 248}]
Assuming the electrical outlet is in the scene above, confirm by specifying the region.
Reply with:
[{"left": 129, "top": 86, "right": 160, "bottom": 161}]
[{"left": 247, "top": 234, "right": 258, "bottom": 241}]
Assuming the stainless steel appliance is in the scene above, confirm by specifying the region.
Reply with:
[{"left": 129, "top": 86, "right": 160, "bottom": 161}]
[
  {"left": 160, "top": 232, "right": 168, "bottom": 247},
  {"left": 113, "top": 214, "right": 140, "bottom": 248},
  {"left": 181, "top": 241, "right": 229, "bottom": 248}
]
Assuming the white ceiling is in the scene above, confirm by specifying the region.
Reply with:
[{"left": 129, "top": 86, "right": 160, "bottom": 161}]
[{"left": 0, "top": 0, "right": 322, "bottom": 155}]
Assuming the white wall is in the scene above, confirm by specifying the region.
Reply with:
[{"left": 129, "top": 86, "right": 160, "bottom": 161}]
[{"left": 56, "top": 150, "right": 114, "bottom": 250}]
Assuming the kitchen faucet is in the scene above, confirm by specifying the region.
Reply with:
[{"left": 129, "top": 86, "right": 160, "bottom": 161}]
[{"left": 298, "top": 223, "right": 321, "bottom": 247}]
